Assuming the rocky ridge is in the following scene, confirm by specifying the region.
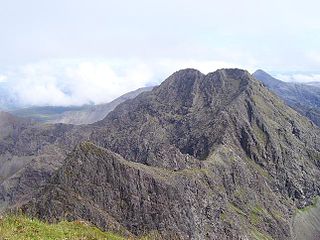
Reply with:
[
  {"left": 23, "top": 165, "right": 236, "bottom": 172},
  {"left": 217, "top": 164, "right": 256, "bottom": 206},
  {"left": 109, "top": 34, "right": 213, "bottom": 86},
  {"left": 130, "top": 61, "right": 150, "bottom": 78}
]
[{"left": 17, "top": 69, "right": 320, "bottom": 239}]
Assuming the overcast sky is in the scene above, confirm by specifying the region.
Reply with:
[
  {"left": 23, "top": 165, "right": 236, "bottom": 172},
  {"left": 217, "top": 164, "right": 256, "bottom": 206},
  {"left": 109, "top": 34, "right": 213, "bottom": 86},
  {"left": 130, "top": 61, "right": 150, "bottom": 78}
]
[{"left": 1, "top": 0, "right": 320, "bottom": 106}]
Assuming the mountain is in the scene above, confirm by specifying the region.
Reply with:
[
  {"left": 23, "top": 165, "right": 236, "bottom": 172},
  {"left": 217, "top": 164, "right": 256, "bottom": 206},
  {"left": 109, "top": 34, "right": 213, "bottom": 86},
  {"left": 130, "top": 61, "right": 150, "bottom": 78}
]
[
  {"left": 253, "top": 70, "right": 320, "bottom": 126},
  {"left": 8, "top": 69, "right": 320, "bottom": 239},
  {"left": 10, "top": 87, "right": 153, "bottom": 125}
]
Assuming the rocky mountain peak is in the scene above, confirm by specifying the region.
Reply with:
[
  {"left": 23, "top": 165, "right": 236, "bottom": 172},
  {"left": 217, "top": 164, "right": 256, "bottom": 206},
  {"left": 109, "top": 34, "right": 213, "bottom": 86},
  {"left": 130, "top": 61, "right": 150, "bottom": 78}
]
[
  {"left": 156, "top": 68, "right": 252, "bottom": 95},
  {"left": 253, "top": 69, "right": 283, "bottom": 87},
  {"left": 149, "top": 68, "right": 253, "bottom": 113},
  {"left": 91, "top": 69, "right": 258, "bottom": 168}
]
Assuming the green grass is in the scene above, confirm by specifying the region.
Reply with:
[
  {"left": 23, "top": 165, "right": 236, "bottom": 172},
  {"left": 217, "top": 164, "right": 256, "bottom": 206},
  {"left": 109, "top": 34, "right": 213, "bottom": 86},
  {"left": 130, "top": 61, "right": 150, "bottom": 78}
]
[
  {"left": 0, "top": 215, "right": 125, "bottom": 240},
  {"left": 251, "top": 229, "right": 273, "bottom": 240},
  {"left": 249, "top": 204, "right": 269, "bottom": 226},
  {"left": 253, "top": 124, "right": 267, "bottom": 146},
  {"left": 228, "top": 202, "right": 247, "bottom": 217}
]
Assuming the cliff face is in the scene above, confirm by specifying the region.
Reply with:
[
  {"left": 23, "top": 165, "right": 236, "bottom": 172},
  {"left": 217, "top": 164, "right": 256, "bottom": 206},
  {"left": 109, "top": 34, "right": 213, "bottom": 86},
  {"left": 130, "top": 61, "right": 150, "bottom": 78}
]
[{"left": 22, "top": 69, "right": 320, "bottom": 239}]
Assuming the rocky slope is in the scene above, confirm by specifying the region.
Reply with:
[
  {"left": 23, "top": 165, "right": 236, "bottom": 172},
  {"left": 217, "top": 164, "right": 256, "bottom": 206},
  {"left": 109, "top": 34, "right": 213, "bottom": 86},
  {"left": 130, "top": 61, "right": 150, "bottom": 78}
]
[
  {"left": 0, "top": 87, "right": 154, "bottom": 211},
  {"left": 0, "top": 87, "right": 155, "bottom": 212},
  {"left": 20, "top": 69, "right": 320, "bottom": 239},
  {"left": 0, "top": 112, "right": 90, "bottom": 211},
  {"left": 253, "top": 70, "right": 320, "bottom": 127}
]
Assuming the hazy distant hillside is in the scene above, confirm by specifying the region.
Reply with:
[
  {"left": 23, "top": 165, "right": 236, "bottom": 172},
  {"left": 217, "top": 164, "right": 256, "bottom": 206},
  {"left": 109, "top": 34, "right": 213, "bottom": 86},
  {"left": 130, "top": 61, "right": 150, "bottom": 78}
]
[
  {"left": 10, "top": 86, "right": 153, "bottom": 125},
  {"left": 253, "top": 70, "right": 320, "bottom": 127},
  {"left": 10, "top": 106, "right": 89, "bottom": 122},
  {"left": 49, "top": 86, "right": 154, "bottom": 125}
]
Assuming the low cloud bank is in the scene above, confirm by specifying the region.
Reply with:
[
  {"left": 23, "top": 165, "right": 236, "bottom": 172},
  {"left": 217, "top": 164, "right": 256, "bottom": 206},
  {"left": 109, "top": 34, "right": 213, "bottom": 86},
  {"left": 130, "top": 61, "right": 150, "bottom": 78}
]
[
  {"left": 275, "top": 73, "right": 320, "bottom": 83},
  {"left": 0, "top": 59, "right": 239, "bottom": 107}
]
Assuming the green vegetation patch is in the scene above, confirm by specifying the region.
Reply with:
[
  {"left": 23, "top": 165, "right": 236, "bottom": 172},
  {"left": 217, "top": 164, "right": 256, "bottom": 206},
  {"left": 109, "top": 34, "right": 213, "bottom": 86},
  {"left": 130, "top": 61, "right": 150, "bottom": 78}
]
[
  {"left": 228, "top": 202, "right": 247, "bottom": 217},
  {"left": 249, "top": 204, "right": 269, "bottom": 226},
  {"left": 0, "top": 214, "right": 125, "bottom": 240},
  {"left": 253, "top": 124, "right": 267, "bottom": 146},
  {"left": 251, "top": 229, "right": 273, "bottom": 240}
]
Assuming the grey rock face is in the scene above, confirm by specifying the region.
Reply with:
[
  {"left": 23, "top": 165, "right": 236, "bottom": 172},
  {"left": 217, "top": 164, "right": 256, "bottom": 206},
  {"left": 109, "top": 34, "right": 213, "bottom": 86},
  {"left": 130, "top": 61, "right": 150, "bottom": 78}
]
[
  {"left": 0, "top": 112, "right": 90, "bottom": 211},
  {"left": 20, "top": 69, "right": 320, "bottom": 239}
]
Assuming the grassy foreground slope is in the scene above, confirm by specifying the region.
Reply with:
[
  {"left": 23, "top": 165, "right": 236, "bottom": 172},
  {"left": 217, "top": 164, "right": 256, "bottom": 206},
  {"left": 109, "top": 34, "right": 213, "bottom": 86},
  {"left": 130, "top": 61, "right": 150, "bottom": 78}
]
[{"left": 0, "top": 215, "right": 125, "bottom": 240}]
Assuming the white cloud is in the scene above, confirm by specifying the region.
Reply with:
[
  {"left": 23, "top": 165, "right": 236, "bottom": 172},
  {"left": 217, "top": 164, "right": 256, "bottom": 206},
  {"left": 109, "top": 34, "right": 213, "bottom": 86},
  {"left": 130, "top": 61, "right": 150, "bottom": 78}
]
[
  {"left": 1, "top": 58, "right": 260, "bottom": 107},
  {"left": 306, "top": 52, "right": 320, "bottom": 65},
  {"left": 0, "top": 75, "right": 7, "bottom": 83},
  {"left": 3, "top": 59, "right": 155, "bottom": 107},
  {"left": 275, "top": 73, "right": 320, "bottom": 83},
  {"left": 1, "top": 0, "right": 320, "bottom": 72}
]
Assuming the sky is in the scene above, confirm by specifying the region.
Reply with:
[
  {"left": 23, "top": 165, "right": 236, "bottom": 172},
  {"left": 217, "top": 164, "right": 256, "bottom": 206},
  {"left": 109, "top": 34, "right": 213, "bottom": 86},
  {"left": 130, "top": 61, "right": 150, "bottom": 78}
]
[{"left": 0, "top": 0, "right": 320, "bottom": 106}]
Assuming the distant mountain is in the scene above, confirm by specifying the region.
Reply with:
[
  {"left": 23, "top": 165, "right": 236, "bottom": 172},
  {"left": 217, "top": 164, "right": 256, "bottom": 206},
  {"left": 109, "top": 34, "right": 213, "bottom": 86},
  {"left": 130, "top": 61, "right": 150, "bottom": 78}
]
[
  {"left": 253, "top": 69, "right": 320, "bottom": 126},
  {"left": 10, "top": 86, "right": 153, "bottom": 125}
]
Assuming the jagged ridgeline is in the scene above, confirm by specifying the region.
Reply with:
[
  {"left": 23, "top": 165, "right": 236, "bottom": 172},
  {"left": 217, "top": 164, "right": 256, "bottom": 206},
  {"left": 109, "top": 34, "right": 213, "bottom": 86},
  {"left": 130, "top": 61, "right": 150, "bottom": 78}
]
[{"left": 1, "top": 69, "right": 320, "bottom": 239}]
